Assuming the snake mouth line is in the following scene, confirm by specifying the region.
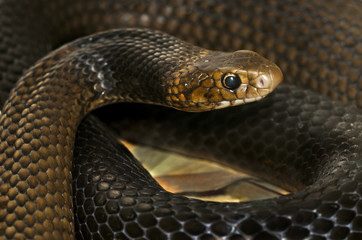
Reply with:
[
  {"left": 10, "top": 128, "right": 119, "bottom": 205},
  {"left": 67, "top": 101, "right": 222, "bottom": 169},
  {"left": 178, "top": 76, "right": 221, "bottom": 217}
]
[{"left": 215, "top": 96, "right": 263, "bottom": 109}]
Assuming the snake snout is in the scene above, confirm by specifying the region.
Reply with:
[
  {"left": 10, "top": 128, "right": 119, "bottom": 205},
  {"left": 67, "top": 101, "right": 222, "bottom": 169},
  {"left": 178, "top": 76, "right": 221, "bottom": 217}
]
[
  {"left": 268, "top": 64, "right": 283, "bottom": 91},
  {"left": 249, "top": 64, "right": 283, "bottom": 97}
]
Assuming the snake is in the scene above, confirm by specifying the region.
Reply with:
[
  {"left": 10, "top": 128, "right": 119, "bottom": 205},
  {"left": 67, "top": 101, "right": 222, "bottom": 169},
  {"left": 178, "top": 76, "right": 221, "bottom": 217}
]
[{"left": 0, "top": 0, "right": 361, "bottom": 239}]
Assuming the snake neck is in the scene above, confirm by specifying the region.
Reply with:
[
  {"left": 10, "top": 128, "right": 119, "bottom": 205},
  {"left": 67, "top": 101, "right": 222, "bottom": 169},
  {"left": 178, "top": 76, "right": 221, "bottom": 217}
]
[{"left": 62, "top": 29, "right": 205, "bottom": 110}]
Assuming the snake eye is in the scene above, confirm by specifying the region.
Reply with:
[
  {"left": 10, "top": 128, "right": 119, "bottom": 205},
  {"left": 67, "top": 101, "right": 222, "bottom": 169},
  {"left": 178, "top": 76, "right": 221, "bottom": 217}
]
[{"left": 221, "top": 73, "right": 241, "bottom": 90}]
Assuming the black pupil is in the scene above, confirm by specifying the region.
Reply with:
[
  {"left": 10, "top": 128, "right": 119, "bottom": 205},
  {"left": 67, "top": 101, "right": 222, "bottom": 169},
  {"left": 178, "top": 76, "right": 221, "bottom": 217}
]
[{"left": 223, "top": 74, "right": 241, "bottom": 90}]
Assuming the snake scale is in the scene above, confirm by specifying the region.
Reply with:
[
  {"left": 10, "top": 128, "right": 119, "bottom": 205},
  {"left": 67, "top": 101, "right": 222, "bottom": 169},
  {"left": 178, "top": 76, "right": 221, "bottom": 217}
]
[{"left": 0, "top": 0, "right": 361, "bottom": 239}]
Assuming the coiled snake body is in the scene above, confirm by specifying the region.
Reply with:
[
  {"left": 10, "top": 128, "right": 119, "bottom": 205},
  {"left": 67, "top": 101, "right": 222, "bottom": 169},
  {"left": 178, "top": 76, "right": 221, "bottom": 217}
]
[{"left": 0, "top": 0, "right": 361, "bottom": 239}]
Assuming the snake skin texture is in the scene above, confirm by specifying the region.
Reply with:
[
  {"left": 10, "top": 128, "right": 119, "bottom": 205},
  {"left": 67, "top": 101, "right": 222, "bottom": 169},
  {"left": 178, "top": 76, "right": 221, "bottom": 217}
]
[
  {"left": 0, "top": 0, "right": 361, "bottom": 239},
  {"left": 88, "top": 85, "right": 362, "bottom": 240}
]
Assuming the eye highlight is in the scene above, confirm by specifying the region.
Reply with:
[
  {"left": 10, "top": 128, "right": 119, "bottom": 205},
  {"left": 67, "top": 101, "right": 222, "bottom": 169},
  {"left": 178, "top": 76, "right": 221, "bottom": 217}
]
[{"left": 221, "top": 73, "right": 241, "bottom": 90}]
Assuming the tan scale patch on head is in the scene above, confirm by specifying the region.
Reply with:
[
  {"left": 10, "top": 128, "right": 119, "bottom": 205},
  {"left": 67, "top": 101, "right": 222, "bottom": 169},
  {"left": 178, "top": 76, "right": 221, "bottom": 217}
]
[
  {"left": 208, "top": 88, "right": 223, "bottom": 102},
  {"left": 179, "top": 94, "right": 186, "bottom": 102},
  {"left": 172, "top": 86, "right": 178, "bottom": 94},
  {"left": 220, "top": 89, "right": 236, "bottom": 100},
  {"left": 201, "top": 78, "right": 214, "bottom": 88},
  {"left": 171, "top": 95, "right": 179, "bottom": 102},
  {"left": 257, "top": 89, "right": 270, "bottom": 96},
  {"left": 178, "top": 84, "right": 185, "bottom": 92},
  {"left": 191, "top": 87, "right": 208, "bottom": 103},
  {"left": 240, "top": 74, "right": 249, "bottom": 84},
  {"left": 246, "top": 87, "right": 258, "bottom": 98},
  {"left": 213, "top": 72, "right": 223, "bottom": 89},
  {"left": 236, "top": 85, "right": 247, "bottom": 99}
]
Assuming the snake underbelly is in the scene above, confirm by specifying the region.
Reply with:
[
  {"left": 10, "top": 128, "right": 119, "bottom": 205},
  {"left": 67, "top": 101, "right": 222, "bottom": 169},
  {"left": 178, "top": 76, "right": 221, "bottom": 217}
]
[{"left": 0, "top": 0, "right": 361, "bottom": 240}]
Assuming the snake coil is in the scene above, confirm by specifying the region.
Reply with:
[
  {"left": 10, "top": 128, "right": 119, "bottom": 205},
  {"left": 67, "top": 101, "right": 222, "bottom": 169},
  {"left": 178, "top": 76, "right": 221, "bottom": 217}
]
[{"left": 0, "top": 0, "right": 361, "bottom": 240}]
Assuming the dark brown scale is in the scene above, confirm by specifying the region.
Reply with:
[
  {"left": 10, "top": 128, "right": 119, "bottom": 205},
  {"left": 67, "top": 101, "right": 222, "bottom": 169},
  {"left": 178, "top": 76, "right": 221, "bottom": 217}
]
[{"left": 0, "top": 0, "right": 361, "bottom": 240}]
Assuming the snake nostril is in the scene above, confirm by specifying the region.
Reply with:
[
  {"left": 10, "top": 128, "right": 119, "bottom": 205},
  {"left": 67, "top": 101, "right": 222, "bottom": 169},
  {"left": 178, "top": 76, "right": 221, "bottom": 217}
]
[
  {"left": 250, "top": 75, "right": 270, "bottom": 89},
  {"left": 259, "top": 78, "right": 265, "bottom": 87}
]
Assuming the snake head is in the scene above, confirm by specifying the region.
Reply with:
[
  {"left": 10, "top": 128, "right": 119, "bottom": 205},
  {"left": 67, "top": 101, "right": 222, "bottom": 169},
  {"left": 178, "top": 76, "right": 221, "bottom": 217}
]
[{"left": 166, "top": 50, "right": 283, "bottom": 111}]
